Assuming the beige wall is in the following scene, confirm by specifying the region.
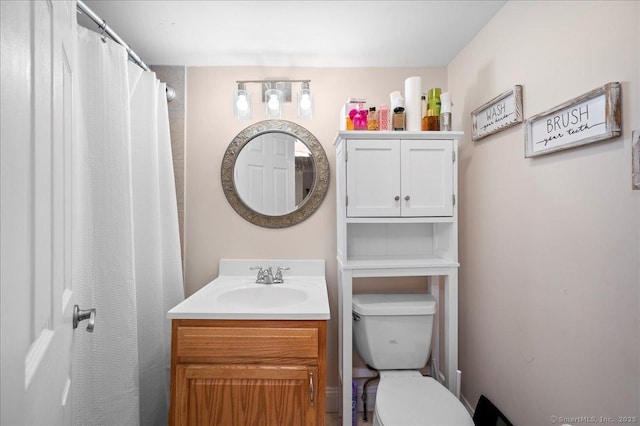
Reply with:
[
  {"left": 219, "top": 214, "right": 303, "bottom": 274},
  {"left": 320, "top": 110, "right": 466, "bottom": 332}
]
[
  {"left": 184, "top": 66, "right": 447, "bottom": 387},
  {"left": 448, "top": 1, "right": 639, "bottom": 424}
]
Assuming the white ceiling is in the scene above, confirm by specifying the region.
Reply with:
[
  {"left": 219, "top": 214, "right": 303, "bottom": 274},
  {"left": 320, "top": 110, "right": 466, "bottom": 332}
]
[{"left": 78, "top": 0, "right": 507, "bottom": 68}]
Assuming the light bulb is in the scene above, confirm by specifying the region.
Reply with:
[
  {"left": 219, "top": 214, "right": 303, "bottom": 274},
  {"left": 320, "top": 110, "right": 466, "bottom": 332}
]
[
  {"left": 268, "top": 94, "right": 280, "bottom": 111},
  {"left": 299, "top": 93, "right": 311, "bottom": 111},
  {"left": 236, "top": 94, "right": 248, "bottom": 111}
]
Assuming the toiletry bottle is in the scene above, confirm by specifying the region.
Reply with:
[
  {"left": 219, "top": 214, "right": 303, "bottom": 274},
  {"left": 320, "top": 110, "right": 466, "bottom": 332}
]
[
  {"left": 439, "top": 92, "right": 452, "bottom": 131},
  {"left": 421, "top": 94, "right": 428, "bottom": 130},
  {"left": 392, "top": 107, "right": 406, "bottom": 131},
  {"left": 367, "top": 107, "right": 378, "bottom": 130},
  {"left": 350, "top": 102, "right": 368, "bottom": 130},
  {"left": 425, "top": 88, "right": 441, "bottom": 131},
  {"left": 346, "top": 116, "right": 354, "bottom": 131},
  {"left": 378, "top": 104, "right": 390, "bottom": 131}
]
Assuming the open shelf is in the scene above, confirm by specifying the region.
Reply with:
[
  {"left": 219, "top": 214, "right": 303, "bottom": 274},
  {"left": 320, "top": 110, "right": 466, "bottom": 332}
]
[{"left": 341, "top": 255, "right": 459, "bottom": 270}]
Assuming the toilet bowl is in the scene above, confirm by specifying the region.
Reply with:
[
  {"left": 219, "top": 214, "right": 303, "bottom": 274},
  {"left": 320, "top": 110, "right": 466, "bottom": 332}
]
[{"left": 353, "top": 293, "right": 473, "bottom": 426}]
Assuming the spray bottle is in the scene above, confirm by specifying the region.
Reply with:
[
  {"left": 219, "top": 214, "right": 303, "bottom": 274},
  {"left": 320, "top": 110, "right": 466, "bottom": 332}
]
[{"left": 439, "top": 92, "right": 452, "bottom": 131}]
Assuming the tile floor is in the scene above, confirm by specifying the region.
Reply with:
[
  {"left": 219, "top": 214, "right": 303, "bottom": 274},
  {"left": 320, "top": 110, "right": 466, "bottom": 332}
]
[{"left": 326, "top": 412, "right": 374, "bottom": 426}]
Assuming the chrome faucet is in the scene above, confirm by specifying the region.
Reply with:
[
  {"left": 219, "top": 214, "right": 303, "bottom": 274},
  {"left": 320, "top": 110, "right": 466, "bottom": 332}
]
[
  {"left": 263, "top": 267, "right": 274, "bottom": 284},
  {"left": 250, "top": 266, "right": 290, "bottom": 284},
  {"left": 250, "top": 266, "right": 274, "bottom": 284}
]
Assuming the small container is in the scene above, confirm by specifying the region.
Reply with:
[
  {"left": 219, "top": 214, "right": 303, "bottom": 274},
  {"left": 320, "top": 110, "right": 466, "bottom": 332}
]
[
  {"left": 427, "top": 88, "right": 442, "bottom": 116},
  {"left": 420, "top": 94, "right": 427, "bottom": 130},
  {"left": 350, "top": 106, "right": 368, "bottom": 131},
  {"left": 342, "top": 98, "right": 367, "bottom": 131},
  {"left": 424, "top": 115, "right": 439, "bottom": 131},
  {"left": 424, "top": 88, "right": 441, "bottom": 131},
  {"left": 346, "top": 117, "right": 354, "bottom": 131},
  {"left": 439, "top": 112, "right": 452, "bottom": 131},
  {"left": 378, "top": 104, "right": 390, "bottom": 131},
  {"left": 439, "top": 92, "right": 452, "bottom": 131},
  {"left": 352, "top": 380, "right": 357, "bottom": 426},
  {"left": 393, "top": 107, "right": 406, "bottom": 131},
  {"left": 367, "top": 107, "right": 378, "bottom": 131}
]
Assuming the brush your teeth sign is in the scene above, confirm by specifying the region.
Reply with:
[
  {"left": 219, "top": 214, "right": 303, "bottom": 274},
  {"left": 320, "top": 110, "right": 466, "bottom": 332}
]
[{"left": 525, "top": 82, "right": 621, "bottom": 158}]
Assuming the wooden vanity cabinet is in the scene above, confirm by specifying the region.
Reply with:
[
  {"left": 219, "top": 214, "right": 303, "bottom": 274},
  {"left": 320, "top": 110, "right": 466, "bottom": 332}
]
[{"left": 169, "top": 319, "right": 327, "bottom": 426}]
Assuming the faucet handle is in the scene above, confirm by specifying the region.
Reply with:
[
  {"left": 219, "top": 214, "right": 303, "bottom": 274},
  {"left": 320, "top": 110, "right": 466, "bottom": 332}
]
[
  {"left": 250, "top": 266, "right": 264, "bottom": 283},
  {"left": 274, "top": 266, "right": 290, "bottom": 283}
]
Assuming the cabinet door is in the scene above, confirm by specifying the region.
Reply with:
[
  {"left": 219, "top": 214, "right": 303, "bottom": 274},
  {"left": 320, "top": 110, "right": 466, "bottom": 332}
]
[
  {"left": 174, "top": 364, "right": 318, "bottom": 426},
  {"left": 346, "top": 139, "right": 401, "bottom": 217},
  {"left": 401, "top": 139, "right": 454, "bottom": 217}
]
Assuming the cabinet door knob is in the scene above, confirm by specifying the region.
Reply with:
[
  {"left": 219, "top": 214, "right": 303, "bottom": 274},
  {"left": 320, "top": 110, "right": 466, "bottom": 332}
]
[
  {"left": 394, "top": 195, "right": 400, "bottom": 201},
  {"left": 405, "top": 195, "right": 411, "bottom": 201}
]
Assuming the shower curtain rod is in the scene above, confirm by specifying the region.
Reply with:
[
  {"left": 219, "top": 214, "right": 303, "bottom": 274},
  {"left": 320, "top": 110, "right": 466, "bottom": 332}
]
[
  {"left": 76, "top": 0, "right": 150, "bottom": 71},
  {"left": 76, "top": 0, "right": 177, "bottom": 101}
]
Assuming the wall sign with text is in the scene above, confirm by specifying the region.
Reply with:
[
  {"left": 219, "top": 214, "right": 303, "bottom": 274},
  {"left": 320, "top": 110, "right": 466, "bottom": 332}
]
[
  {"left": 633, "top": 130, "right": 639, "bottom": 190},
  {"left": 524, "top": 82, "right": 621, "bottom": 158},
  {"left": 471, "top": 85, "right": 523, "bottom": 141}
]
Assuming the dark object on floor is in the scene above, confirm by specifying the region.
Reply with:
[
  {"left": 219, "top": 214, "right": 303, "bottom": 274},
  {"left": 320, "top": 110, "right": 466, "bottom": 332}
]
[
  {"left": 473, "top": 395, "right": 514, "bottom": 426},
  {"left": 361, "top": 365, "right": 380, "bottom": 422}
]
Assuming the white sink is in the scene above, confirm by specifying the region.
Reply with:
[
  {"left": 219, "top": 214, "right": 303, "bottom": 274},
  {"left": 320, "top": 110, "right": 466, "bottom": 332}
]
[
  {"left": 167, "top": 259, "right": 330, "bottom": 320},
  {"left": 217, "top": 285, "right": 309, "bottom": 308}
]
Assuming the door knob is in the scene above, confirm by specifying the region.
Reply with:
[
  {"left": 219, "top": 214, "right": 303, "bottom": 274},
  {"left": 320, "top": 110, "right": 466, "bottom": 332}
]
[
  {"left": 405, "top": 195, "right": 411, "bottom": 201},
  {"left": 73, "top": 305, "right": 96, "bottom": 332},
  {"left": 394, "top": 195, "right": 400, "bottom": 201}
]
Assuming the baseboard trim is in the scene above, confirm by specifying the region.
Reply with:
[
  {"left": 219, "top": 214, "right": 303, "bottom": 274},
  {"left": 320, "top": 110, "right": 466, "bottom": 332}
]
[
  {"left": 325, "top": 386, "right": 339, "bottom": 413},
  {"left": 461, "top": 393, "right": 475, "bottom": 417}
]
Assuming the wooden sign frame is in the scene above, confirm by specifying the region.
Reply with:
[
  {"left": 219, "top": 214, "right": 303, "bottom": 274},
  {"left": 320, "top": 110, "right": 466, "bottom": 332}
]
[
  {"left": 633, "top": 130, "right": 639, "bottom": 190},
  {"left": 471, "top": 85, "right": 523, "bottom": 141},
  {"left": 524, "top": 82, "right": 621, "bottom": 158}
]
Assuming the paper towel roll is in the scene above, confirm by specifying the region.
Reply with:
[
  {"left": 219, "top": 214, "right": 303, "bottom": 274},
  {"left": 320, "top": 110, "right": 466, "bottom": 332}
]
[{"left": 404, "top": 76, "right": 422, "bottom": 131}]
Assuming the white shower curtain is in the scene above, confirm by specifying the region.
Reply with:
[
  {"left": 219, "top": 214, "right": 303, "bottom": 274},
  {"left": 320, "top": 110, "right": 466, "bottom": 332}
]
[{"left": 73, "top": 27, "right": 184, "bottom": 426}]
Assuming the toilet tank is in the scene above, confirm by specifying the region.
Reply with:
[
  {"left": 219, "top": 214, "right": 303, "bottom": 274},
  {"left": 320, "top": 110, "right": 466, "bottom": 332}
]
[{"left": 352, "top": 293, "right": 436, "bottom": 370}]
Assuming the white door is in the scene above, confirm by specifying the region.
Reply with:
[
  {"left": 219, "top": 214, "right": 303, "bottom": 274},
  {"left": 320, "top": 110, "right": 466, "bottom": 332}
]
[
  {"left": 1, "top": 1, "right": 77, "bottom": 424},
  {"left": 346, "top": 139, "right": 401, "bottom": 217},
  {"left": 235, "top": 133, "right": 295, "bottom": 215},
  {"left": 401, "top": 139, "right": 454, "bottom": 217}
]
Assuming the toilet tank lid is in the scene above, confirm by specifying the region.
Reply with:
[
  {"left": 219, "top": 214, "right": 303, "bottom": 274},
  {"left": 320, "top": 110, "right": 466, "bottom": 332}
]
[{"left": 352, "top": 293, "right": 436, "bottom": 316}]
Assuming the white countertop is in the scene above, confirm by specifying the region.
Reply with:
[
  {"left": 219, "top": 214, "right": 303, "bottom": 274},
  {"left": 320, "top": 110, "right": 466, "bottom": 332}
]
[{"left": 168, "top": 259, "right": 330, "bottom": 320}]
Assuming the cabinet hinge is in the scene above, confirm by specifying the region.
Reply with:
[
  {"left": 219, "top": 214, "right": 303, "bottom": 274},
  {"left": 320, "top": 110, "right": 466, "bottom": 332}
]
[
  {"left": 452, "top": 194, "right": 456, "bottom": 205},
  {"left": 453, "top": 150, "right": 456, "bottom": 162},
  {"left": 345, "top": 150, "right": 348, "bottom": 162},
  {"left": 346, "top": 195, "right": 348, "bottom": 207}
]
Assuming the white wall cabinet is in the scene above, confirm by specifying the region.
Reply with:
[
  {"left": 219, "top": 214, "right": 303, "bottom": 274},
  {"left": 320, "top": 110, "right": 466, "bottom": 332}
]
[
  {"left": 346, "top": 139, "right": 454, "bottom": 218},
  {"left": 334, "top": 131, "right": 463, "bottom": 426}
]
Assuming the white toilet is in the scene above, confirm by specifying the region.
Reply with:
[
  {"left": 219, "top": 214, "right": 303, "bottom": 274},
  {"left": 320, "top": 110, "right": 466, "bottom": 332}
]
[{"left": 352, "top": 293, "right": 474, "bottom": 426}]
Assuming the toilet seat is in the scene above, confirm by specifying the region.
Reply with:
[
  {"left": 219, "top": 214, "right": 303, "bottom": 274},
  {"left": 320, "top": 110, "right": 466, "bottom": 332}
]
[{"left": 373, "top": 371, "right": 474, "bottom": 426}]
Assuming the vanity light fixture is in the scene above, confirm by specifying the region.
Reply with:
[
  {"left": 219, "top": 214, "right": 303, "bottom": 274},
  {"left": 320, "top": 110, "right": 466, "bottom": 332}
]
[
  {"left": 233, "top": 82, "right": 251, "bottom": 121},
  {"left": 234, "top": 79, "right": 313, "bottom": 120}
]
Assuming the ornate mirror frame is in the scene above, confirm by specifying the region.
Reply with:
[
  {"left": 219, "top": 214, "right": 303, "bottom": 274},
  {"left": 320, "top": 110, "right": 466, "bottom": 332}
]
[{"left": 221, "top": 120, "right": 330, "bottom": 228}]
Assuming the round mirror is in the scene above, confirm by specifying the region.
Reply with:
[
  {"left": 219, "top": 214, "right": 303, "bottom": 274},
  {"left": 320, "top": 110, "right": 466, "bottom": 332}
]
[{"left": 221, "top": 120, "right": 329, "bottom": 228}]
